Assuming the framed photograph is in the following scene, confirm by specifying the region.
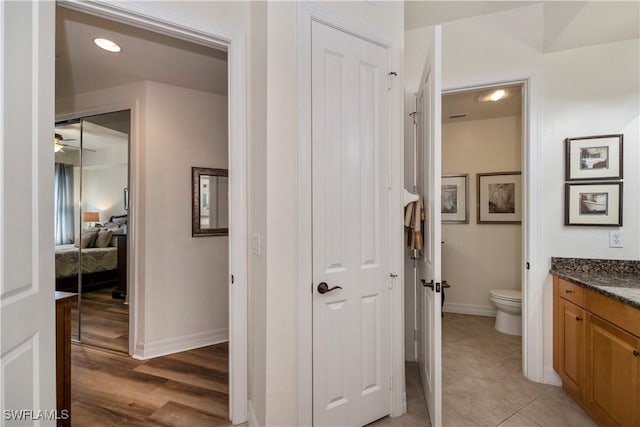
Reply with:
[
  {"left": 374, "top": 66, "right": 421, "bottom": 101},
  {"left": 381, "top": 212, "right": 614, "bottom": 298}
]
[
  {"left": 565, "top": 134, "right": 623, "bottom": 181},
  {"left": 565, "top": 182, "right": 622, "bottom": 226},
  {"left": 441, "top": 174, "right": 468, "bottom": 223},
  {"left": 477, "top": 172, "right": 522, "bottom": 224}
]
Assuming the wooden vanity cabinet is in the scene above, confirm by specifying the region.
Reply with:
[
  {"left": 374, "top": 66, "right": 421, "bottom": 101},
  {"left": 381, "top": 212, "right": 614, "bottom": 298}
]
[
  {"left": 586, "top": 313, "right": 640, "bottom": 427},
  {"left": 553, "top": 276, "right": 640, "bottom": 427},
  {"left": 558, "top": 298, "right": 586, "bottom": 403}
]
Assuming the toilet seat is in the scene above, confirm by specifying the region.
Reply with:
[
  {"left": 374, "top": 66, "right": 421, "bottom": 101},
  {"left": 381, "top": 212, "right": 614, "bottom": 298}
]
[{"left": 489, "top": 289, "right": 522, "bottom": 302}]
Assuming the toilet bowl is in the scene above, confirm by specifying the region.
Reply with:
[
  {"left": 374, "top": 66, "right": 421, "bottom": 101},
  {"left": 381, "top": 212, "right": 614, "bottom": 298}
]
[{"left": 489, "top": 289, "right": 522, "bottom": 336}]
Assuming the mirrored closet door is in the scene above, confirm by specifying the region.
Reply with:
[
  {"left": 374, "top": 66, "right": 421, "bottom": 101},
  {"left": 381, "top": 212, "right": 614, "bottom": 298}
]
[{"left": 54, "top": 110, "right": 131, "bottom": 353}]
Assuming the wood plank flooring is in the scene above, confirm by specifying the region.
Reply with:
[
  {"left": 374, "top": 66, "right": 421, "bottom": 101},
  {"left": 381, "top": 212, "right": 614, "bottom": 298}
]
[
  {"left": 71, "top": 342, "right": 229, "bottom": 427},
  {"left": 71, "top": 286, "right": 128, "bottom": 353}
]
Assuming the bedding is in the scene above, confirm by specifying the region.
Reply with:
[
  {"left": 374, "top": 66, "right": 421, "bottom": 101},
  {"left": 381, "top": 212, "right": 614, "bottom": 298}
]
[{"left": 55, "top": 244, "right": 117, "bottom": 279}]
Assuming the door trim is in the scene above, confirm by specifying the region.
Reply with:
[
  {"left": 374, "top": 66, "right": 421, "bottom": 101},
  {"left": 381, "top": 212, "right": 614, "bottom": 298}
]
[
  {"left": 297, "top": 3, "right": 405, "bottom": 424},
  {"left": 442, "top": 74, "right": 545, "bottom": 384},
  {"left": 55, "top": 1, "right": 249, "bottom": 423}
]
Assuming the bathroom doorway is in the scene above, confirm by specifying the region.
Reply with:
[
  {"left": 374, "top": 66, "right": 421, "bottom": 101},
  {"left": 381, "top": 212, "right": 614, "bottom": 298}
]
[{"left": 440, "top": 83, "right": 532, "bottom": 424}]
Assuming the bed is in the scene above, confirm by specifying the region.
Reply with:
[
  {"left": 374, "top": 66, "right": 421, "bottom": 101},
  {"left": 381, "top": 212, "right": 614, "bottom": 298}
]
[{"left": 54, "top": 244, "right": 118, "bottom": 292}]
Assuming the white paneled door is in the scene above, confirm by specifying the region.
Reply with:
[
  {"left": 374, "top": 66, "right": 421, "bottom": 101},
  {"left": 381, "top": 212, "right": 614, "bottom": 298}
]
[
  {"left": 311, "top": 21, "right": 391, "bottom": 427},
  {"left": 416, "top": 26, "right": 443, "bottom": 427},
  {"left": 1, "top": 0, "right": 57, "bottom": 425}
]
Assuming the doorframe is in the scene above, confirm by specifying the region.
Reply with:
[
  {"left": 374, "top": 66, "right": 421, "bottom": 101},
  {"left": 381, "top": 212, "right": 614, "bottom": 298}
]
[
  {"left": 442, "top": 74, "right": 544, "bottom": 383},
  {"left": 296, "top": 3, "right": 405, "bottom": 425},
  {"left": 54, "top": 1, "right": 249, "bottom": 423}
]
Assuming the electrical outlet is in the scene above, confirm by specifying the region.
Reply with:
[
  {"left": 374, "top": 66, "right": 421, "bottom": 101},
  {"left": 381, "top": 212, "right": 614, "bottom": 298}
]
[{"left": 609, "top": 231, "right": 624, "bottom": 248}]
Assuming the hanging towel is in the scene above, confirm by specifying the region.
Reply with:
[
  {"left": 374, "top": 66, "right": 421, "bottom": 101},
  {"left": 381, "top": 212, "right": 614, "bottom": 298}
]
[{"left": 404, "top": 196, "right": 425, "bottom": 251}]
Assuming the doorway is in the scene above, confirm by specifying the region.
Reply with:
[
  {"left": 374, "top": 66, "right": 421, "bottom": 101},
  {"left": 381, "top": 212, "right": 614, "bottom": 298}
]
[
  {"left": 54, "top": 2, "right": 248, "bottom": 424},
  {"left": 440, "top": 83, "right": 527, "bottom": 423}
]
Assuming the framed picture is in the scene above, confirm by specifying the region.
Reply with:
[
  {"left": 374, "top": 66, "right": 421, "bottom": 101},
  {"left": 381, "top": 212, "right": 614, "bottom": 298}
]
[
  {"left": 441, "top": 174, "right": 468, "bottom": 223},
  {"left": 565, "top": 134, "right": 623, "bottom": 181},
  {"left": 565, "top": 182, "right": 622, "bottom": 226},
  {"left": 477, "top": 172, "right": 522, "bottom": 224}
]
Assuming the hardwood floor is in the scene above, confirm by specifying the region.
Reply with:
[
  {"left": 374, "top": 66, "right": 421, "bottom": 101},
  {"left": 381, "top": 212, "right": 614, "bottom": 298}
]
[
  {"left": 71, "top": 342, "right": 229, "bottom": 426},
  {"left": 71, "top": 286, "right": 128, "bottom": 353}
]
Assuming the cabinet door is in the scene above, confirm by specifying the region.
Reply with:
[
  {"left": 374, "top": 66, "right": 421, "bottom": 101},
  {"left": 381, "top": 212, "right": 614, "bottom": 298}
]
[
  {"left": 586, "top": 314, "right": 640, "bottom": 427},
  {"left": 559, "top": 298, "right": 586, "bottom": 402}
]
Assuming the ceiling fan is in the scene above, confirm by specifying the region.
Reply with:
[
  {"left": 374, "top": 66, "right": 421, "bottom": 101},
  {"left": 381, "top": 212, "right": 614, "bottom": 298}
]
[{"left": 54, "top": 133, "right": 95, "bottom": 153}]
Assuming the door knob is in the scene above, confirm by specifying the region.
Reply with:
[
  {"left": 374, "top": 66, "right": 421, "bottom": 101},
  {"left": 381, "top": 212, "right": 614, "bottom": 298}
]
[
  {"left": 421, "top": 279, "right": 434, "bottom": 290},
  {"left": 442, "top": 280, "right": 451, "bottom": 289},
  {"left": 317, "top": 282, "right": 342, "bottom": 294}
]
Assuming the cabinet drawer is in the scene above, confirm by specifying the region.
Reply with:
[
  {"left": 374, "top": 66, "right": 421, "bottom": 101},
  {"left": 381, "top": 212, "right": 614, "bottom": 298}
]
[{"left": 559, "top": 278, "right": 584, "bottom": 306}]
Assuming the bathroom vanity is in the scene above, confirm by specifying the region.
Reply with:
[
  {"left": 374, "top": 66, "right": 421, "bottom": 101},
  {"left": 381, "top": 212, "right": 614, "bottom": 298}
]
[{"left": 551, "top": 258, "right": 640, "bottom": 427}]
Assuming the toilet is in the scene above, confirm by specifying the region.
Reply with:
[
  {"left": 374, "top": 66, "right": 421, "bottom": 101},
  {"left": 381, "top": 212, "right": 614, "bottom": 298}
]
[{"left": 489, "top": 289, "right": 522, "bottom": 336}]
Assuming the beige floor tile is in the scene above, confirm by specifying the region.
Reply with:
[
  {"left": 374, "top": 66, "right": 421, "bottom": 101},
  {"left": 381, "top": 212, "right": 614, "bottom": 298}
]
[
  {"left": 496, "top": 413, "right": 541, "bottom": 427},
  {"left": 517, "top": 386, "right": 597, "bottom": 427}
]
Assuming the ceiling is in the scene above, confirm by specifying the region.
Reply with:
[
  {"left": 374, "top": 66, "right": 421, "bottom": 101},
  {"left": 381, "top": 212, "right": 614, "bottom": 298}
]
[
  {"left": 55, "top": 6, "right": 227, "bottom": 100},
  {"left": 406, "top": 1, "right": 639, "bottom": 52},
  {"left": 442, "top": 85, "right": 522, "bottom": 124}
]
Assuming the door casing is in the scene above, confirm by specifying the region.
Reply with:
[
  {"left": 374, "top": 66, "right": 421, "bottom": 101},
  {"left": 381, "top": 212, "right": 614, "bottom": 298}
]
[
  {"left": 53, "top": 1, "right": 249, "bottom": 423},
  {"left": 297, "top": 3, "right": 405, "bottom": 424}
]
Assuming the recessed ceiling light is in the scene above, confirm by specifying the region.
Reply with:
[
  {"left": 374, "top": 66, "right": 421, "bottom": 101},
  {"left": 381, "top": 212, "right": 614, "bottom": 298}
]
[
  {"left": 478, "top": 88, "right": 508, "bottom": 102},
  {"left": 93, "top": 37, "right": 121, "bottom": 53}
]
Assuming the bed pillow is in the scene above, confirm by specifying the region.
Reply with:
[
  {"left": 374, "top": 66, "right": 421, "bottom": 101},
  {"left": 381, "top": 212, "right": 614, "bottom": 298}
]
[
  {"left": 110, "top": 214, "right": 128, "bottom": 225},
  {"left": 75, "top": 231, "right": 98, "bottom": 249},
  {"left": 95, "top": 230, "right": 113, "bottom": 248}
]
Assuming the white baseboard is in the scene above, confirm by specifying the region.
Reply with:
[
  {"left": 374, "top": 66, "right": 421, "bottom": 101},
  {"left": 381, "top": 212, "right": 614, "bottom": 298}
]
[
  {"left": 248, "top": 399, "right": 259, "bottom": 427},
  {"left": 443, "top": 302, "right": 496, "bottom": 317},
  {"left": 133, "top": 327, "right": 228, "bottom": 360},
  {"left": 543, "top": 366, "right": 562, "bottom": 386}
]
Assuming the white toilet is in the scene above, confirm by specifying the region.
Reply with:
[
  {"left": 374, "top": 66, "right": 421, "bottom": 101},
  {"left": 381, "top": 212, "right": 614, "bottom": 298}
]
[{"left": 489, "top": 289, "right": 522, "bottom": 336}]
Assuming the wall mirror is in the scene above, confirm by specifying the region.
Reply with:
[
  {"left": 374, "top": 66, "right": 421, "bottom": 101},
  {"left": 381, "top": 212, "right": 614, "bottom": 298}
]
[{"left": 192, "top": 167, "right": 229, "bottom": 236}]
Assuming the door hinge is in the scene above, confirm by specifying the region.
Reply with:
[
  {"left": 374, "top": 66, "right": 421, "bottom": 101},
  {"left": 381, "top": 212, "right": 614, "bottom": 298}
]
[
  {"left": 311, "top": 282, "right": 314, "bottom": 294},
  {"left": 526, "top": 262, "right": 530, "bottom": 270},
  {"left": 231, "top": 274, "right": 234, "bottom": 284}
]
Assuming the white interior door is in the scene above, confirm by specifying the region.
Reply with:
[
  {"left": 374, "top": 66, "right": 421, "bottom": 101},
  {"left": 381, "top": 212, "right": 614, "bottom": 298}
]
[
  {"left": 1, "top": 0, "right": 57, "bottom": 423},
  {"left": 311, "top": 21, "right": 390, "bottom": 427},
  {"left": 416, "top": 25, "right": 443, "bottom": 427}
]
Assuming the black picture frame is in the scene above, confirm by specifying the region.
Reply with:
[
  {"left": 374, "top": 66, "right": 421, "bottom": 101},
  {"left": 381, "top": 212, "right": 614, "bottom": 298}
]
[
  {"left": 564, "top": 182, "right": 623, "bottom": 227},
  {"left": 565, "top": 134, "right": 623, "bottom": 181}
]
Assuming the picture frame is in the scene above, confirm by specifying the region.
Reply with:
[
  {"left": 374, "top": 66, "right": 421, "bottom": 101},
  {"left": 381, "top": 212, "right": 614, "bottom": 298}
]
[
  {"left": 565, "top": 182, "right": 623, "bottom": 226},
  {"left": 565, "top": 134, "right": 623, "bottom": 181},
  {"left": 192, "top": 167, "right": 229, "bottom": 237},
  {"left": 441, "top": 174, "right": 468, "bottom": 223},
  {"left": 477, "top": 172, "right": 522, "bottom": 224}
]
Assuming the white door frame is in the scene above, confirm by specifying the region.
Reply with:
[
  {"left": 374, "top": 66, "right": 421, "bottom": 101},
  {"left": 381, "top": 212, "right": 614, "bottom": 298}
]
[
  {"left": 442, "top": 75, "right": 544, "bottom": 383},
  {"left": 54, "top": 1, "right": 249, "bottom": 423},
  {"left": 297, "top": 3, "right": 405, "bottom": 425}
]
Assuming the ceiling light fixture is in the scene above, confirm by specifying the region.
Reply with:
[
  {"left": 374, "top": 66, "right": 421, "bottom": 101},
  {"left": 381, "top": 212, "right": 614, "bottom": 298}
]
[
  {"left": 93, "top": 37, "right": 121, "bottom": 53},
  {"left": 478, "top": 88, "right": 508, "bottom": 102}
]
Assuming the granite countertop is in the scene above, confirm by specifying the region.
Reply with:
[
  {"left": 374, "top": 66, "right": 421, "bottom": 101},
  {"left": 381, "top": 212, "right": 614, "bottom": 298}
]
[{"left": 550, "top": 257, "right": 640, "bottom": 310}]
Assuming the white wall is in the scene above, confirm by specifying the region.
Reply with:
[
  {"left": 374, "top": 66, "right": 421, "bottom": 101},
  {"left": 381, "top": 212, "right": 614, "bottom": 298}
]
[
  {"left": 405, "top": 3, "right": 640, "bottom": 384},
  {"left": 57, "top": 80, "right": 230, "bottom": 357},
  {"left": 442, "top": 116, "right": 522, "bottom": 316}
]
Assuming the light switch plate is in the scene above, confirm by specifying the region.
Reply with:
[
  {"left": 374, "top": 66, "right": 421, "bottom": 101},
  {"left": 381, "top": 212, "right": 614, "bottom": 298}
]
[
  {"left": 252, "top": 233, "right": 261, "bottom": 256},
  {"left": 609, "top": 231, "right": 623, "bottom": 248}
]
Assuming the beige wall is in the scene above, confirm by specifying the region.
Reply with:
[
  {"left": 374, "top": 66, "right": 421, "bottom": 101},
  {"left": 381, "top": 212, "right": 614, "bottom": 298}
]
[
  {"left": 57, "top": 80, "right": 229, "bottom": 357},
  {"left": 442, "top": 115, "right": 522, "bottom": 315}
]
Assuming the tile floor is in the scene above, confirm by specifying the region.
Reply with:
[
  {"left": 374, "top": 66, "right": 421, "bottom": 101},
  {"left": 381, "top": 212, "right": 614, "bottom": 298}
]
[{"left": 372, "top": 313, "right": 597, "bottom": 427}]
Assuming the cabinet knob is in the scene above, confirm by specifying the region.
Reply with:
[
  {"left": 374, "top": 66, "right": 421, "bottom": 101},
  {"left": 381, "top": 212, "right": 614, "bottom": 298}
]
[
  {"left": 565, "top": 289, "right": 573, "bottom": 294},
  {"left": 633, "top": 350, "right": 640, "bottom": 357},
  {"left": 575, "top": 316, "right": 583, "bottom": 321}
]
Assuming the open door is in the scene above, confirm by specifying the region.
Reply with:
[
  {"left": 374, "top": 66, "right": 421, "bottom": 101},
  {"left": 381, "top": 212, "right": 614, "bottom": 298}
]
[
  {"left": 415, "top": 25, "right": 443, "bottom": 427},
  {"left": 1, "top": 0, "right": 57, "bottom": 422}
]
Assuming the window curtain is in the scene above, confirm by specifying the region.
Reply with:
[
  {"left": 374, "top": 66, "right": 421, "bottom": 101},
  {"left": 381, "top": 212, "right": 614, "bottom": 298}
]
[{"left": 54, "top": 163, "right": 74, "bottom": 245}]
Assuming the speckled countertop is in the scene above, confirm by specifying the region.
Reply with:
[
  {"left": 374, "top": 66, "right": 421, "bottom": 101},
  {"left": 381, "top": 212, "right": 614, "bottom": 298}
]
[{"left": 550, "top": 257, "right": 640, "bottom": 310}]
